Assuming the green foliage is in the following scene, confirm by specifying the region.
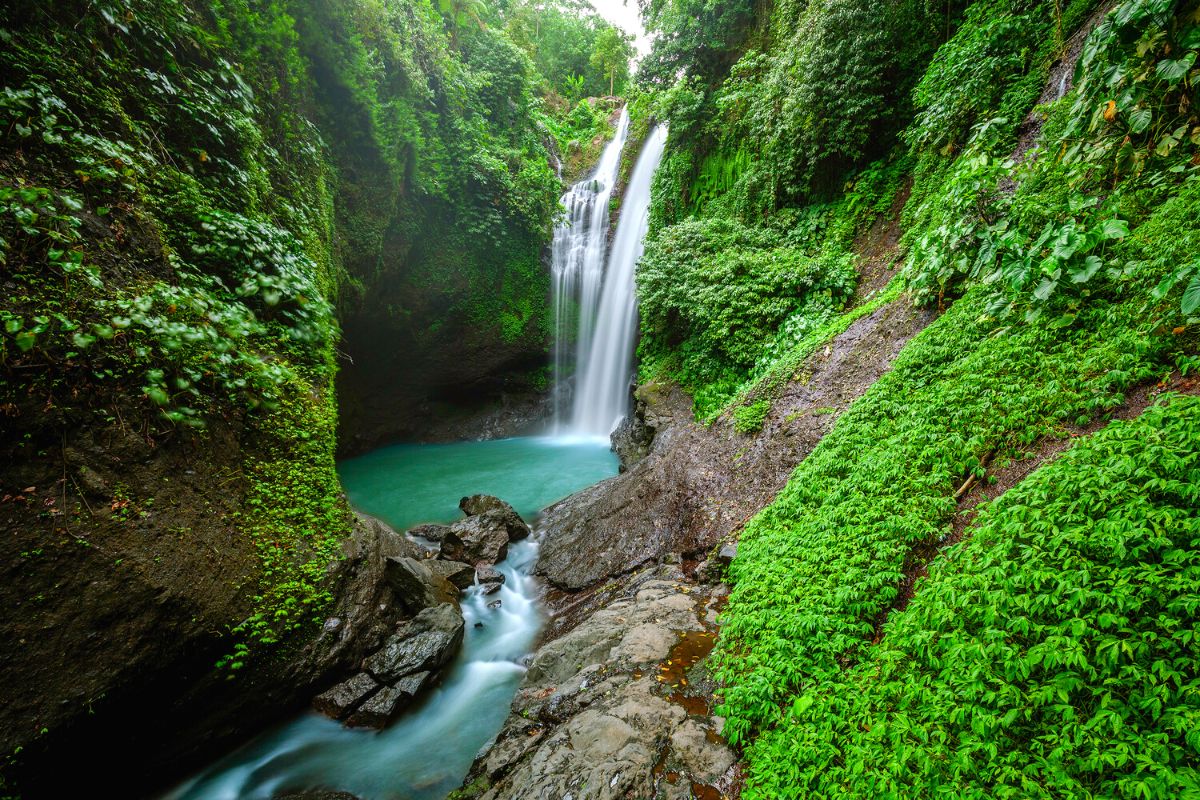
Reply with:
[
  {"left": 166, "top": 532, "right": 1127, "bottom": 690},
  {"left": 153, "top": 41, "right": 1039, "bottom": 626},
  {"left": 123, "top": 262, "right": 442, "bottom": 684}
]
[
  {"left": 732, "top": 399, "right": 769, "bottom": 434},
  {"left": 0, "top": 0, "right": 579, "bottom": 674},
  {"left": 903, "top": 0, "right": 1200, "bottom": 320},
  {"left": 638, "top": 0, "right": 756, "bottom": 88},
  {"left": 505, "top": 0, "right": 636, "bottom": 99},
  {"left": 739, "top": 393, "right": 1200, "bottom": 798},
  {"left": 589, "top": 25, "right": 635, "bottom": 97},
  {"left": 637, "top": 215, "right": 857, "bottom": 417},
  {"left": 713, "top": 282, "right": 1184, "bottom": 783}
]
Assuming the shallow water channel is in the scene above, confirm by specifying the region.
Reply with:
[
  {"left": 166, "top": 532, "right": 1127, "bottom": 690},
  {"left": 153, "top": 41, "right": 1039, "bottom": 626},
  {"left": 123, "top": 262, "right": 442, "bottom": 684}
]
[{"left": 165, "top": 435, "right": 618, "bottom": 800}]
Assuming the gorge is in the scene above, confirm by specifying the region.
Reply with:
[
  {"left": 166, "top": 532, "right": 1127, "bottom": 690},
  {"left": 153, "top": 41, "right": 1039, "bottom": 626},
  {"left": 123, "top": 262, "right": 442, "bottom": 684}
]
[{"left": 2, "top": 0, "right": 1199, "bottom": 798}]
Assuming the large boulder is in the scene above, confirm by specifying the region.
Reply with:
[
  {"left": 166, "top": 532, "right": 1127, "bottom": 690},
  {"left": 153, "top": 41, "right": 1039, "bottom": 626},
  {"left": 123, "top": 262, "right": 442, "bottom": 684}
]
[
  {"left": 408, "top": 523, "right": 453, "bottom": 543},
  {"left": 439, "top": 517, "right": 509, "bottom": 566},
  {"left": 312, "top": 672, "right": 381, "bottom": 720},
  {"left": 362, "top": 603, "right": 464, "bottom": 684},
  {"left": 384, "top": 556, "right": 459, "bottom": 612},
  {"left": 459, "top": 495, "right": 530, "bottom": 542},
  {"left": 345, "top": 670, "right": 434, "bottom": 728}
]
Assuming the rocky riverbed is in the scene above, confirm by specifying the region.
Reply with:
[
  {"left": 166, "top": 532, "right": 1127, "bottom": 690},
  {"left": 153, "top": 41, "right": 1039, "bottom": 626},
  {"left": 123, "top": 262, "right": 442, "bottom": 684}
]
[{"left": 455, "top": 564, "right": 738, "bottom": 800}]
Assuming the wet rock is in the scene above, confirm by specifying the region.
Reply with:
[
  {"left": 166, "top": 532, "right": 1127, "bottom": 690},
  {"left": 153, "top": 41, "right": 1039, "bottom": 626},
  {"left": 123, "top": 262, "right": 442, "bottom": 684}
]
[
  {"left": 345, "top": 671, "right": 433, "bottom": 728},
  {"left": 378, "top": 528, "right": 427, "bottom": 560},
  {"left": 384, "top": 556, "right": 459, "bottom": 612},
  {"left": 429, "top": 560, "right": 476, "bottom": 590},
  {"left": 457, "top": 569, "right": 738, "bottom": 800},
  {"left": 610, "top": 393, "right": 655, "bottom": 473},
  {"left": 408, "top": 523, "right": 453, "bottom": 543},
  {"left": 440, "top": 517, "right": 509, "bottom": 565},
  {"left": 670, "top": 720, "right": 735, "bottom": 783},
  {"left": 362, "top": 603, "right": 464, "bottom": 683},
  {"left": 459, "top": 494, "right": 512, "bottom": 516},
  {"left": 459, "top": 495, "right": 530, "bottom": 542},
  {"left": 275, "top": 791, "right": 361, "bottom": 800},
  {"left": 312, "top": 672, "right": 380, "bottom": 720},
  {"left": 475, "top": 565, "right": 505, "bottom": 588}
]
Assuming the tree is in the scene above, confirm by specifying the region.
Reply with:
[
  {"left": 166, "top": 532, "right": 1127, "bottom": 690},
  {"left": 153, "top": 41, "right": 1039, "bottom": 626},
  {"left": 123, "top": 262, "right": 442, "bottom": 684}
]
[{"left": 589, "top": 25, "right": 633, "bottom": 96}]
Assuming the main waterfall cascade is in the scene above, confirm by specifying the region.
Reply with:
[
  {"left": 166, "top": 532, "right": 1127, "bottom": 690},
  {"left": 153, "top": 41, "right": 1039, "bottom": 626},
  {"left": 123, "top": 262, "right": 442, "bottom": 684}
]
[
  {"left": 570, "top": 124, "right": 668, "bottom": 436},
  {"left": 551, "top": 112, "right": 669, "bottom": 437},
  {"left": 550, "top": 108, "right": 630, "bottom": 430}
]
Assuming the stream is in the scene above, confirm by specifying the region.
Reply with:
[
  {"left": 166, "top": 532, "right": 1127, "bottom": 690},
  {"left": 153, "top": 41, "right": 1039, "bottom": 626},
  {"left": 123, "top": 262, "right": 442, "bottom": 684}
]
[{"left": 164, "top": 436, "right": 618, "bottom": 800}]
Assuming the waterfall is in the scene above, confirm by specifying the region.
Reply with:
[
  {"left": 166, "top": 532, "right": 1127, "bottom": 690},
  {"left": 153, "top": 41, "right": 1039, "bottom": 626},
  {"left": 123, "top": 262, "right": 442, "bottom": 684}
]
[
  {"left": 570, "top": 124, "right": 668, "bottom": 436},
  {"left": 550, "top": 108, "right": 630, "bottom": 431}
]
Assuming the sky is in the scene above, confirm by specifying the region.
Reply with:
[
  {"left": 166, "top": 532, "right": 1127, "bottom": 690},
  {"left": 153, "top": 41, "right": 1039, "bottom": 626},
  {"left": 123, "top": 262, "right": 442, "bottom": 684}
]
[{"left": 588, "top": 0, "right": 651, "bottom": 58}]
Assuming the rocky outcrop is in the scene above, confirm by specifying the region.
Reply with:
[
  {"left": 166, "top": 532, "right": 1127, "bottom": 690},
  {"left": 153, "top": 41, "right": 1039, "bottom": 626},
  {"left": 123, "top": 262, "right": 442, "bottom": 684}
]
[
  {"left": 456, "top": 297, "right": 933, "bottom": 799},
  {"left": 385, "top": 556, "right": 460, "bottom": 612},
  {"left": 313, "top": 602, "right": 465, "bottom": 729},
  {"left": 455, "top": 566, "right": 738, "bottom": 800}
]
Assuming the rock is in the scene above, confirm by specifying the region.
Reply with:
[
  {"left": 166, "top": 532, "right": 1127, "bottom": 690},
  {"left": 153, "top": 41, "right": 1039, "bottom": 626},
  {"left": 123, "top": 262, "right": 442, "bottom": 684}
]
[
  {"left": 275, "top": 792, "right": 361, "bottom": 800},
  {"left": 475, "top": 565, "right": 505, "bottom": 588},
  {"left": 670, "top": 720, "right": 735, "bottom": 783},
  {"left": 459, "top": 496, "right": 531, "bottom": 542},
  {"left": 716, "top": 542, "right": 737, "bottom": 566},
  {"left": 345, "top": 671, "right": 434, "bottom": 728},
  {"left": 487, "top": 599, "right": 502, "bottom": 609},
  {"left": 384, "top": 556, "right": 458, "bottom": 612},
  {"left": 610, "top": 396, "right": 655, "bottom": 473},
  {"left": 440, "top": 517, "right": 509, "bottom": 565},
  {"left": 362, "top": 603, "right": 464, "bottom": 683},
  {"left": 378, "top": 528, "right": 427, "bottom": 560},
  {"left": 408, "top": 523, "right": 453, "bottom": 543},
  {"left": 429, "top": 559, "right": 476, "bottom": 590},
  {"left": 458, "top": 494, "right": 513, "bottom": 516},
  {"left": 312, "top": 672, "right": 380, "bottom": 720}
]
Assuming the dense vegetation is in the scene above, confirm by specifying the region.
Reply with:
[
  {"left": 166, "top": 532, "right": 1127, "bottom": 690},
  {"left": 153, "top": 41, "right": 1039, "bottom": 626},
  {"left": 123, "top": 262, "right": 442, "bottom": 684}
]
[
  {"left": 636, "top": 0, "right": 1199, "bottom": 795},
  {"left": 0, "top": 0, "right": 632, "bottom": 726}
]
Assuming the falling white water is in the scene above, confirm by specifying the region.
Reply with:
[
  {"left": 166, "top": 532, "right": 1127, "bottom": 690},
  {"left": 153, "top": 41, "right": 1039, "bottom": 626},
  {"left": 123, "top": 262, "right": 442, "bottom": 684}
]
[
  {"left": 550, "top": 108, "right": 630, "bottom": 431},
  {"left": 570, "top": 124, "right": 668, "bottom": 436}
]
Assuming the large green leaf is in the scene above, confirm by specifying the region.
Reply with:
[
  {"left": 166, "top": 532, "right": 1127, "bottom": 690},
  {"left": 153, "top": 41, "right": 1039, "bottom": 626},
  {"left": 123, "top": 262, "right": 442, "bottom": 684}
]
[
  {"left": 1099, "top": 218, "right": 1130, "bottom": 240},
  {"left": 1156, "top": 51, "right": 1196, "bottom": 84},
  {"left": 1182, "top": 272, "right": 1200, "bottom": 316},
  {"left": 1128, "top": 106, "right": 1152, "bottom": 133}
]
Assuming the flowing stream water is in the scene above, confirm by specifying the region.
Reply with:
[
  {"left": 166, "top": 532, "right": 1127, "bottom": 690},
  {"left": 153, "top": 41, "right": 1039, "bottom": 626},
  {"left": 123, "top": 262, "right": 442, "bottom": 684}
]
[{"left": 164, "top": 437, "right": 617, "bottom": 800}]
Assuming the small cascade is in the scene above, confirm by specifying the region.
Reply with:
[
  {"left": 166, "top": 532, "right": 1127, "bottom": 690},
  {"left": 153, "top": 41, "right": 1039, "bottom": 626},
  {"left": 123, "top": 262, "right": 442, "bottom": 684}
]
[
  {"left": 550, "top": 108, "right": 630, "bottom": 431},
  {"left": 570, "top": 124, "right": 668, "bottom": 436}
]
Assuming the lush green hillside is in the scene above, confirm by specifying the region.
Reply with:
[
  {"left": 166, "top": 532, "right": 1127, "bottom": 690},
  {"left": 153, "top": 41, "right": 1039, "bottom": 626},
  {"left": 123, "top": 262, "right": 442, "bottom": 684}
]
[{"left": 637, "top": 0, "right": 1199, "bottom": 795}]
